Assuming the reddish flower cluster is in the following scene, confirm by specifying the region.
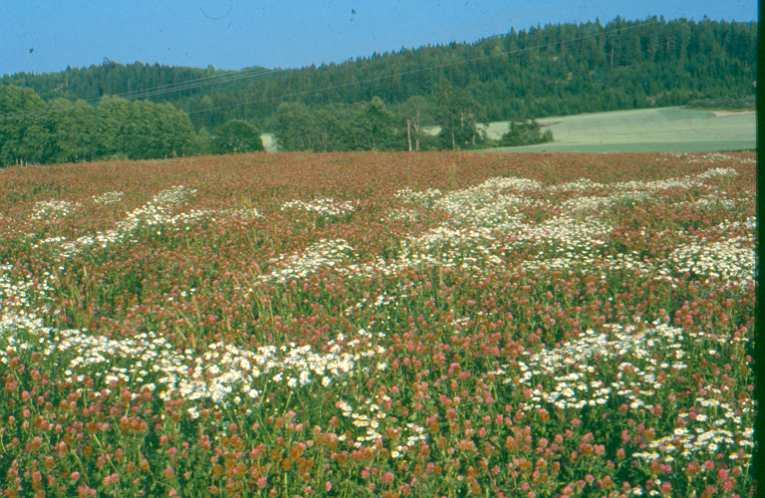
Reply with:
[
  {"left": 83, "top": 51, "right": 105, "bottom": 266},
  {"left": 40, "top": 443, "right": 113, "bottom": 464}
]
[{"left": 0, "top": 151, "right": 754, "bottom": 496}]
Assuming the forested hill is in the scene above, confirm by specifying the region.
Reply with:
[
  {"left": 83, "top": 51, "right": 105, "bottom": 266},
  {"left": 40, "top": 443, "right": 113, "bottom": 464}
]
[
  {"left": 2, "top": 16, "right": 757, "bottom": 128},
  {"left": 0, "top": 16, "right": 757, "bottom": 165}
]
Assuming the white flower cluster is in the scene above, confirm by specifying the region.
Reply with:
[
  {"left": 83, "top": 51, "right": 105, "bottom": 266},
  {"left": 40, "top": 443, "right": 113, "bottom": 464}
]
[
  {"left": 511, "top": 323, "right": 688, "bottom": 412},
  {"left": 149, "top": 185, "right": 198, "bottom": 205},
  {"left": 515, "top": 215, "right": 611, "bottom": 253},
  {"left": 0, "top": 267, "right": 386, "bottom": 412},
  {"left": 558, "top": 195, "right": 613, "bottom": 213},
  {"left": 224, "top": 207, "right": 263, "bottom": 221},
  {"left": 338, "top": 224, "right": 510, "bottom": 280},
  {"left": 506, "top": 319, "right": 752, "bottom": 467},
  {"left": 305, "top": 177, "right": 604, "bottom": 282},
  {"left": 258, "top": 239, "right": 355, "bottom": 285},
  {"left": 0, "top": 267, "right": 56, "bottom": 366},
  {"left": 2, "top": 316, "right": 385, "bottom": 410},
  {"left": 0, "top": 265, "right": 53, "bottom": 317},
  {"left": 338, "top": 251, "right": 453, "bottom": 281},
  {"left": 686, "top": 153, "right": 736, "bottom": 164},
  {"left": 383, "top": 207, "right": 419, "bottom": 224},
  {"left": 34, "top": 186, "right": 260, "bottom": 258},
  {"left": 91, "top": 191, "right": 124, "bottom": 205},
  {"left": 665, "top": 236, "right": 754, "bottom": 287},
  {"left": 164, "top": 335, "right": 384, "bottom": 408},
  {"left": 281, "top": 198, "right": 357, "bottom": 217},
  {"left": 117, "top": 185, "right": 198, "bottom": 229},
  {"left": 695, "top": 167, "right": 739, "bottom": 180},
  {"left": 521, "top": 251, "right": 651, "bottom": 276},
  {"left": 633, "top": 394, "right": 753, "bottom": 464},
  {"left": 337, "top": 397, "right": 427, "bottom": 454},
  {"left": 715, "top": 216, "right": 756, "bottom": 235},
  {"left": 678, "top": 195, "right": 736, "bottom": 211},
  {"left": 344, "top": 281, "right": 416, "bottom": 316},
  {"left": 394, "top": 187, "right": 443, "bottom": 208},
  {"left": 30, "top": 199, "right": 80, "bottom": 221},
  {"left": 477, "top": 176, "right": 543, "bottom": 192},
  {"left": 255, "top": 168, "right": 744, "bottom": 291},
  {"left": 53, "top": 186, "right": 197, "bottom": 257},
  {"left": 549, "top": 178, "right": 606, "bottom": 192},
  {"left": 610, "top": 167, "right": 738, "bottom": 192},
  {"left": 432, "top": 176, "right": 541, "bottom": 221},
  {"left": 400, "top": 228, "right": 511, "bottom": 275},
  {"left": 406, "top": 225, "right": 503, "bottom": 261},
  {"left": 452, "top": 166, "right": 736, "bottom": 198},
  {"left": 435, "top": 193, "right": 534, "bottom": 230},
  {"left": 389, "top": 177, "right": 611, "bottom": 270},
  {"left": 365, "top": 177, "right": 543, "bottom": 275},
  {"left": 559, "top": 191, "right": 651, "bottom": 214}
]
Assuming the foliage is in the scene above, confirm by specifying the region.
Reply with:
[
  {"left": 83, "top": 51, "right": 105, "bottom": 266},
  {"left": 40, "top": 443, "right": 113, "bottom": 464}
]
[
  {"left": 0, "top": 151, "right": 755, "bottom": 496},
  {"left": 394, "top": 95, "right": 435, "bottom": 151},
  {"left": 434, "top": 80, "right": 486, "bottom": 150},
  {"left": 0, "top": 89, "right": 196, "bottom": 165},
  {"left": 212, "top": 119, "right": 264, "bottom": 154},
  {"left": 363, "top": 97, "right": 401, "bottom": 150},
  {"left": 272, "top": 98, "right": 405, "bottom": 152},
  {"left": 1, "top": 17, "right": 755, "bottom": 127},
  {"left": 187, "top": 128, "right": 213, "bottom": 156},
  {"left": 685, "top": 96, "right": 755, "bottom": 110},
  {"left": 0, "top": 17, "right": 757, "bottom": 161},
  {"left": 271, "top": 102, "right": 319, "bottom": 151},
  {"left": 120, "top": 100, "right": 194, "bottom": 160},
  {"left": 499, "top": 119, "right": 554, "bottom": 147},
  {"left": 489, "top": 107, "right": 754, "bottom": 153},
  {"left": 0, "top": 85, "right": 50, "bottom": 165}
]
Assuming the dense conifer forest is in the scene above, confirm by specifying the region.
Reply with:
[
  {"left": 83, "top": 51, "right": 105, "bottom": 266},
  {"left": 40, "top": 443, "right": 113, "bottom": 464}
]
[{"left": 0, "top": 17, "right": 756, "bottom": 164}]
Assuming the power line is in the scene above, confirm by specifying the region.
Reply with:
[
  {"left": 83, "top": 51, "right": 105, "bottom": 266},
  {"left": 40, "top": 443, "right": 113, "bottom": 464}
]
[
  {"left": 117, "top": 15, "right": 668, "bottom": 104},
  {"left": 2, "top": 59, "right": 310, "bottom": 120},
  {"left": 3, "top": 0, "right": 286, "bottom": 104},
  {"left": 186, "top": 20, "right": 660, "bottom": 117},
  {"left": 1, "top": 65, "right": 280, "bottom": 117},
  {"left": 1, "top": 19, "right": 661, "bottom": 124},
  {"left": 96, "top": 66, "right": 273, "bottom": 101}
]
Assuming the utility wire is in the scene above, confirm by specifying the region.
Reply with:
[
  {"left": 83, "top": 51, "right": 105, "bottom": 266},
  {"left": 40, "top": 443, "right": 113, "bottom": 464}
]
[
  {"left": 97, "top": 66, "right": 275, "bottom": 100},
  {"left": 0, "top": 19, "right": 661, "bottom": 124},
  {"left": 4, "top": 65, "right": 277, "bottom": 110},
  {"left": 186, "top": 20, "right": 661, "bottom": 117}
]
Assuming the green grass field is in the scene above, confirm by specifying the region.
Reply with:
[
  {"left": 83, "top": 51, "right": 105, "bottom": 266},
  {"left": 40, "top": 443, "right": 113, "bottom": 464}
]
[
  {"left": 486, "top": 106, "right": 755, "bottom": 153},
  {"left": 263, "top": 106, "right": 754, "bottom": 153}
]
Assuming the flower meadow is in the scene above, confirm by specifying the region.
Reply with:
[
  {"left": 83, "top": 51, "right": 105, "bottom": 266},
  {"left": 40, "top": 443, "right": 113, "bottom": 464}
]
[{"left": 0, "top": 151, "right": 756, "bottom": 497}]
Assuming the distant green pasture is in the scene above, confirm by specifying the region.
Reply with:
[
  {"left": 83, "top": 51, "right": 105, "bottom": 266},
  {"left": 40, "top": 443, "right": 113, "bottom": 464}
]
[
  {"left": 484, "top": 107, "right": 755, "bottom": 153},
  {"left": 263, "top": 106, "right": 755, "bottom": 153}
]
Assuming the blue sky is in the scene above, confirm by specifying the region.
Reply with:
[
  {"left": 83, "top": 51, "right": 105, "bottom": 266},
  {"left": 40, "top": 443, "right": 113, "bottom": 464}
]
[{"left": 0, "top": 0, "right": 757, "bottom": 75}]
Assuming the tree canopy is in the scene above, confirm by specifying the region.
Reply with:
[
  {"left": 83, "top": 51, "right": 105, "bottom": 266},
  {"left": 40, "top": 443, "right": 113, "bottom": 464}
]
[
  {"left": 0, "top": 88, "right": 195, "bottom": 165},
  {"left": 499, "top": 120, "right": 554, "bottom": 147},
  {"left": 212, "top": 120, "right": 263, "bottom": 154},
  {"left": 3, "top": 17, "right": 754, "bottom": 128},
  {"left": 0, "top": 17, "right": 756, "bottom": 163}
]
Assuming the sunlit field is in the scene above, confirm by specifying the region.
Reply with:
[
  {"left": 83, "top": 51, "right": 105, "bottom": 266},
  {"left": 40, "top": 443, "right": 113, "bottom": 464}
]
[
  {"left": 488, "top": 108, "right": 756, "bottom": 153},
  {"left": 0, "top": 151, "right": 755, "bottom": 497}
]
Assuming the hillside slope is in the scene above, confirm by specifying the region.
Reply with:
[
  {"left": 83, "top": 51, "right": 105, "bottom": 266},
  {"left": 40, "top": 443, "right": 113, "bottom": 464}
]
[
  {"left": 2, "top": 17, "right": 756, "bottom": 129},
  {"left": 490, "top": 107, "right": 756, "bottom": 152}
]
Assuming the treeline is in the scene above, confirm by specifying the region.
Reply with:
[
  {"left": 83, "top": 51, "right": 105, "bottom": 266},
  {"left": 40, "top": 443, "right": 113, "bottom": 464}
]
[
  {"left": 685, "top": 95, "right": 755, "bottom": 109},
  {"left": 0, "top": 16, "right": 756, "bottom": 163},
  {"left": 499, "top": 120, "right": 553, "bottom": 147},
  {"left": 2, "top": 16, "right": 756, "bottom": 129},
  {"left": 0, "top": 80, "right": 507, "bottom": 164},
  {"left": 0, "top": 86, "right": 262, "bottom": 166},
  {"left": 271, "top": 82, "right": 495, "bottom": 152}
]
